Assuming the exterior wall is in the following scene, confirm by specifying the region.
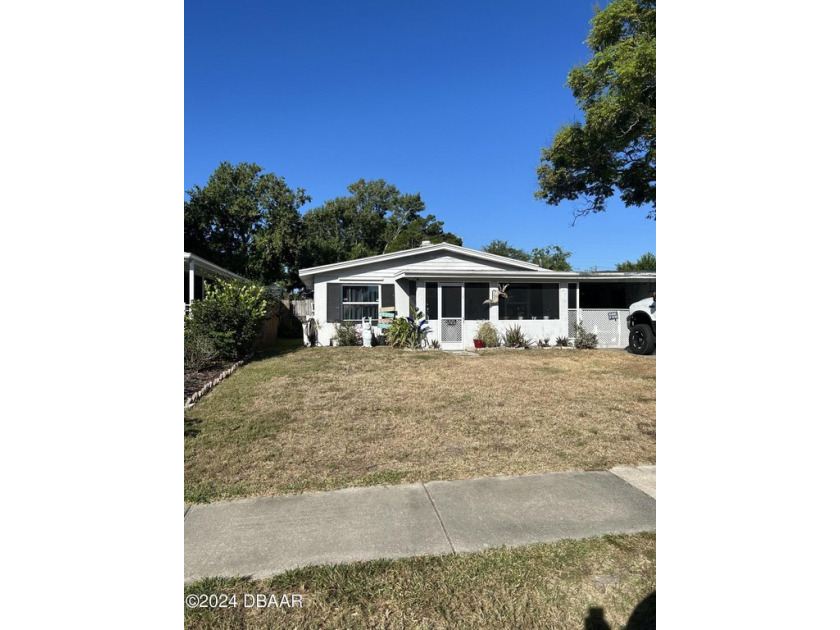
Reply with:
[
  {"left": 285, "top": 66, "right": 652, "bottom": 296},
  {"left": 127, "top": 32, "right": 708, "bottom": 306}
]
[
  {"left": 304, "top": 248, "right": 653, "bottom": 349},
  {"left": 307, "top": 250, "right": 542, "bottom": 347}
]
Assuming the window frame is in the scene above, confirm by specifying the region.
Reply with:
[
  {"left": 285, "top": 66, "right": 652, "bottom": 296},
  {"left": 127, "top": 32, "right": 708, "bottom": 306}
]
[{"left": 340, "top": 284, "right": 380, "bottom": 323}]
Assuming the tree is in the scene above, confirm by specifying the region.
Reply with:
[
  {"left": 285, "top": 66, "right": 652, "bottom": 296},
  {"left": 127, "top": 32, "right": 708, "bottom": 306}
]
[
  {"left": 536, "top": 0, "right": 655, "bottom": 221},
  {"left": 482, "top": 240, "right": 530, "bottom": 262},
  {"left": 184, "top": 162, "right": 310, "bottom": 285},
  {"left": 482, "top": 241, "right": 573, "bottom": 270},
  {"left": 616, "top": 252, "right": 656, "bottom": 271},
  {"left": 299, "top": 179, "right": 461, "bottom": 268},
  {"left": 530, "top": 245, "right": 573, "bottom": 271}
]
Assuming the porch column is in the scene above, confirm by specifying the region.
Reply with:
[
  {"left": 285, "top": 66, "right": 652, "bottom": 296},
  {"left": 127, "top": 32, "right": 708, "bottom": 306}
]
[
  {"left": 189, "top": 261, "right": 195, "bottom": 305},
  {"left": 576, "top": 283, "right": 581, "bottom": 329}
]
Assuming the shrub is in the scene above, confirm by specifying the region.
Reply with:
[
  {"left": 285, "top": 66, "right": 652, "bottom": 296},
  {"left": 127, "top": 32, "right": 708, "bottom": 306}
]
[
  {"left": 502, "top": 325, "right": 532, "bottom": 348},
  {"left": 184, "top": 327, "right": 217, "bottom": 371},
  {"left": 572, "top": 321, "right": 598, "bottom": 349},
  {"left": 334, "top": 321, "right": 361, "bottom": 346},
  {"left": 385, "top": 306, "right": 431, "bottom": 349},
  {"left": 474, "top": 321, "right": 500, "bottom": 348},
  {"left": 555, "top": 336, "right": 570, "bottom": 347},
  {"left": 187, "top": 280, "right": 268, "bottom": 360}
]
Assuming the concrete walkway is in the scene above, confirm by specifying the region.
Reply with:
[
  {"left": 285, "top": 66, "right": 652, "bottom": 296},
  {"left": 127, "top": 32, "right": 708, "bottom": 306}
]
[{"left": 185, "top": 466, "right": 655, "bottom": 583}]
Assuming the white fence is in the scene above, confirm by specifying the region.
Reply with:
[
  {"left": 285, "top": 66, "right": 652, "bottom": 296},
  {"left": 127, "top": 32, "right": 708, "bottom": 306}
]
[{"left": 570, "top": 309, "right": 630, "bottom": 348}]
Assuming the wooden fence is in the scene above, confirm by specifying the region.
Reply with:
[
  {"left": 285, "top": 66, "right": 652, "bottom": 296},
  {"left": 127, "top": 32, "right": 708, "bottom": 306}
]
[{"left": 288, "top": 299, "right": 314, "bottom": 321}]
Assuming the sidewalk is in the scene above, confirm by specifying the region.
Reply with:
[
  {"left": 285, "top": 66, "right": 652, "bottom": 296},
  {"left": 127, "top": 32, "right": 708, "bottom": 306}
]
[{"left": 185, "top": 466, "right": 655, "bottom": 583}]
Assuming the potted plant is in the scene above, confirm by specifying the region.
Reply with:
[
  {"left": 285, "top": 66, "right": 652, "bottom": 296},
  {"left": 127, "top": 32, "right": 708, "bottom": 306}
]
[{"left": 474, "top": 321, "right": 499, "bottom": 349}]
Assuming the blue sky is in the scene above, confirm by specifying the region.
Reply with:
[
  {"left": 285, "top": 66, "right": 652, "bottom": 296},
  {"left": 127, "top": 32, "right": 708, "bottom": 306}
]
[{"left": 185, "top": 0, "right": 656, "bottom": 271}]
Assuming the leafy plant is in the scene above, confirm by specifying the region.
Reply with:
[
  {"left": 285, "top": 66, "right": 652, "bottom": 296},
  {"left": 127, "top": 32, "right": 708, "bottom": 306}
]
[
  {"left": 186, "top": 280, "right": 268, "bottom": 360},
  {"left": 385, "top": 306, "right": 431, "bottom": 349},
  {"left": 429, "top": 339, "right": 441, "bottom": 350},
  {"left": 555, "top": 336, "right": 570, "bottom": 347},
  {"left": 572, "top": 321, "right": 598, "bottom": 349},
  {"left": 474, "top": 321, "right": 500, "bottom": 348},
  {"left": 184, "top": 327, "right": 217, "bottom": 370},
  {"left": 334, "top": 321, "right": 361, "bottom": 346},
  {"left": 538, "top": 337, "right": 551, "bottom": 348},
  {"left": 503, "top": 325, "right": 533, "bottom": 348}
]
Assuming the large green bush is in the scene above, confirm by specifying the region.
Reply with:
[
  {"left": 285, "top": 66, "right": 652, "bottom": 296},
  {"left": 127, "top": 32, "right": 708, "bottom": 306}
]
[{"left": 186, "top": 280, "right": 268, "bottom": 360}]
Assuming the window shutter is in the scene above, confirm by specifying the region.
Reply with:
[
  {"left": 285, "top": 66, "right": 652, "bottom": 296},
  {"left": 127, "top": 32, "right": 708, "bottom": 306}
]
[
  {"left": 327, "top": 284, "right": 342, "bottom": 322},
  {"left": 380, "top": 284, "right": 395, "bottom": 310}
]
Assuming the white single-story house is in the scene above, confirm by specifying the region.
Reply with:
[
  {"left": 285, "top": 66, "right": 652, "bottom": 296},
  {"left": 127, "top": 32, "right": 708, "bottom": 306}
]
[
  {"left": 184, "top": 252, "right": 248, "bottom": 312},
  {"left": 297, "top": 242, "right": 655, "bottom": 350}
]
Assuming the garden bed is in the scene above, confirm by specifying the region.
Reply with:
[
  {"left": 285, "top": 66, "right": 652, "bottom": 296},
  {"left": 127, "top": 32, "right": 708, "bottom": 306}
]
[{"left": 184, "top": 361, "right": 238, "bottom": 401}]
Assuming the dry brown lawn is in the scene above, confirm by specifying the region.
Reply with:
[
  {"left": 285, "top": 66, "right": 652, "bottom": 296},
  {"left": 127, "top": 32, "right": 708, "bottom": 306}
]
[
  {"left": 184, "top": 533, "right": 656, "bottom": 630},
  {"left": 184, "top": 341, "right": 655, "bottom": 502}
]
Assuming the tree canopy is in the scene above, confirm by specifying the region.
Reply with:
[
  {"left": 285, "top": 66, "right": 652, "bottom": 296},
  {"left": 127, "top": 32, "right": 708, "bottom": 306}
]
[
  {"left": 482, "top": 240, "right": 573, "bottom": 271},
  {"left": 536, "top": 0, "right": 655, "bottom": 220},
  {"left": 299, "top": 179, "right": 462, "bottom": 269},
  {"left": 482, "top": 240, "right": 531, "bottom": 262},
  {"left": 616, "top": 252, "right": 656, "bottom": 271},
  {"left": 184, "top": 162, "right": 310, "bottom": 286}
]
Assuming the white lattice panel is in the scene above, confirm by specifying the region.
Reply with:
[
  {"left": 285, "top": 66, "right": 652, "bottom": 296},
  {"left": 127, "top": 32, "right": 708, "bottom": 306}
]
[
  {"left": 569, "top": 309, "right": 630, "bottom": 348},
  {"left": 440, "top": 318, "right": 463, "bottom": 343}
]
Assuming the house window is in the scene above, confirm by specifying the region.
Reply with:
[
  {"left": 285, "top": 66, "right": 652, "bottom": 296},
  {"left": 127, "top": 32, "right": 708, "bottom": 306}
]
[
  {"left": 342, "top": 285, "right": 379, "bottom": 322},
  {"left": 499, "top": 283, "right": 560, "bottom": 320}
]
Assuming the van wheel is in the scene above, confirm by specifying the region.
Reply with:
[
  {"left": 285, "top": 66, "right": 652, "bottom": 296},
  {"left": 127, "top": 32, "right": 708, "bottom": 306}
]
[{"left": 629, "top": 324, "right": 655, "bottom": 355}]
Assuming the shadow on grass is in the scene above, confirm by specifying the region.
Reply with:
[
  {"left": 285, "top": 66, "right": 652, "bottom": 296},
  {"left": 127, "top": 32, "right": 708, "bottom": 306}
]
[
  {"left": 585, "top": 591, "right": 655, "bottom": 630},
  {"left": 251, "top": 338, "right": 307, "bottom": 362},
  {"left": 184, "top": 416, "right": 202, "bottom": 438}
]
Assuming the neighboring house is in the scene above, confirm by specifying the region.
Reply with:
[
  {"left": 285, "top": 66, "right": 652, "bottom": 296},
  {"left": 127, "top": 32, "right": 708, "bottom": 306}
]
[
  {"left": 184, "top": 252, "right": 248, "bottom": 312},
  {"left": 297, "top": 242, "right": 655, "bottom": 350}
]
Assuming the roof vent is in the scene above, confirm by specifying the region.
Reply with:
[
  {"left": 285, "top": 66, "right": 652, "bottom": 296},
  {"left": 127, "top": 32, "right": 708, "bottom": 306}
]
[{"left": 420, "top": 240, "right": 432, "bottom": 247}]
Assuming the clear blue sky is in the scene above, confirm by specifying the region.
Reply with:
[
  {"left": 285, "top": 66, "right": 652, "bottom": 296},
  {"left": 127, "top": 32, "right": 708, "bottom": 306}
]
[{"left": 185, "top": 0, "right": 655, "bottom": 271}]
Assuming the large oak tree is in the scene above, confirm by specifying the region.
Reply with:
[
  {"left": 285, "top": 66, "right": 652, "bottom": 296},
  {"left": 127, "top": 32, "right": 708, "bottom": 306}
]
[{"left": 536, "top": 0, "right": 655, "bottom": 220}]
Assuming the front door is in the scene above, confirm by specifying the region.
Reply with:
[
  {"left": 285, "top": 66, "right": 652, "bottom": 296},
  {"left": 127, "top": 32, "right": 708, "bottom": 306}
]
[{"left": 439, "top": 284, "right": 464, "bottom": 350}]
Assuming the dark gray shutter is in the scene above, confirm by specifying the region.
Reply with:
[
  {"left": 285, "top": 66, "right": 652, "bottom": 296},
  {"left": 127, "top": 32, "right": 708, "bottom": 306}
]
[
  {"left": 327, "top": 284, "right": 342, "bottom": 322},
  {"left": 380, "top": 284, "right": 395, "bottom": 310},
  {"left": 465, "top": 283, "right": 489, "bottom": 320},
  {"left": 542, "top": 283, "right": 560, "bottom": 319},
  {"left": 426, "top": 282, "right": 438, "bottom": 319}
]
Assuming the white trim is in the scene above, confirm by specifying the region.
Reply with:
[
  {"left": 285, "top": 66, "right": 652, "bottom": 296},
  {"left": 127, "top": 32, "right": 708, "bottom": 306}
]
[
  {"left": 183, "top": 252, "right": 249, "bottom": 282},
  {"left": 298, "top": 243, "right": 546, "bottom": 280},
  {"left": 392, "top": 270, "right": 655, "bottom": 283}
]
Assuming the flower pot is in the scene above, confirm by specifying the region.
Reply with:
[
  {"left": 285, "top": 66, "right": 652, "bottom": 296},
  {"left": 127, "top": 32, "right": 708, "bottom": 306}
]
[{"left": 473, "top": 339, "right": 485, "bottom": 349}]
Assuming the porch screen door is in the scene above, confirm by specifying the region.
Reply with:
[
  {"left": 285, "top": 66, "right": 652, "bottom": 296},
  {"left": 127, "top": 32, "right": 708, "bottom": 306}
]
[{"left": 440, "top": 284, "right": 463, "bottom": 349}]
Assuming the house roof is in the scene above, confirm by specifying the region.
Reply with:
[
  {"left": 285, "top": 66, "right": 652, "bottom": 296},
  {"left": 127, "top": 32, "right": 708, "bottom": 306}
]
[
  {"left": 298, "top": 242, "right": 547, "bottom": 287},
  {"left": 184, "top": 253, "right": 249, "bottom": 282},
  {"left": 298, "top": 242, "right": 655, "bottom": 288}
]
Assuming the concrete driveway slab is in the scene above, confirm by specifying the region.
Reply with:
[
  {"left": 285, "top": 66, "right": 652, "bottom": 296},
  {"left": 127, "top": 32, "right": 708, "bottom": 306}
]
[
  {"left": 425, "top": 470, "right": 655, "bottom": 553},
  {"left": 184, "top": 483, "right": 451, "bottom": 582}
]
